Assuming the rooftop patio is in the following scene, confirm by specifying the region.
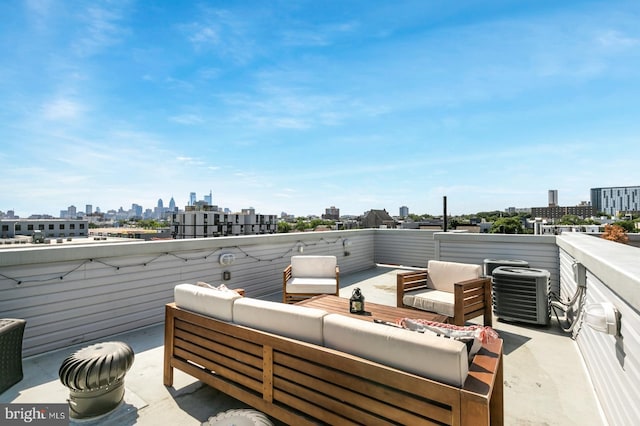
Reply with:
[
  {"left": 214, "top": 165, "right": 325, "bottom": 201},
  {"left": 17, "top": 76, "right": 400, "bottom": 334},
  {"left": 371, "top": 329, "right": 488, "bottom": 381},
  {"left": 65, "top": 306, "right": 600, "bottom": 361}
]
[{"left": 2, "top": 229, "right": 638, "bottom": 424}]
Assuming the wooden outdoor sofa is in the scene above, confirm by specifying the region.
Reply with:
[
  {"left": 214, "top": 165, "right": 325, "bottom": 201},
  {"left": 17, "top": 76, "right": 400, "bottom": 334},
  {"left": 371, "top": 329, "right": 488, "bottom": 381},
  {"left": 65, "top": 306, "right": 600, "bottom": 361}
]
[{"left": 164, "top": 284, "right": 503, "bottom": 425}]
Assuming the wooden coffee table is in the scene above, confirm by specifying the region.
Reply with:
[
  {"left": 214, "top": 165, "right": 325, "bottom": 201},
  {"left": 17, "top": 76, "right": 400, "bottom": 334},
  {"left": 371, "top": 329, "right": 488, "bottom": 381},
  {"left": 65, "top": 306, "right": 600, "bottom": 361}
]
[{"left": 296, "top": 294, "right": 448, "bottom": 324}]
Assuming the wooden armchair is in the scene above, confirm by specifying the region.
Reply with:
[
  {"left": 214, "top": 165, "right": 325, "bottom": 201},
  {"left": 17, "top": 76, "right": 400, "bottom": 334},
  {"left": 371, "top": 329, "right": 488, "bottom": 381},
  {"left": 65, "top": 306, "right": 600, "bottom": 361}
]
[
  {"left": 283, "top": 255, "right": 339, "bottom": 304},
  {"left": 397, "top": 260, "right": 492, "bottom": 327}
]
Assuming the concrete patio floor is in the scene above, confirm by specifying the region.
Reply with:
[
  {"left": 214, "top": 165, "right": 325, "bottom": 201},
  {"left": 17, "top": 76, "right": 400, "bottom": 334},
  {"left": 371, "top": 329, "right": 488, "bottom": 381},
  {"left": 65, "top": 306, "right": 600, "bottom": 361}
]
[{"left": 1, "top": 265, "right": 606, "bottom": 425}]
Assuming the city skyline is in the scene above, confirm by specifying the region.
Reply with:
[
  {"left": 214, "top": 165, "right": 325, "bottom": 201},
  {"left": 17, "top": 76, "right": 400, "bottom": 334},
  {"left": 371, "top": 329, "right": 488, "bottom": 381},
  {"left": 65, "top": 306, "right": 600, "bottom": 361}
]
[
  {"left": 2, "top": 1, "right": 639, "bottom": 218},
  {"left": 0, "top": 186, "right": 597, "bottom": 220}
]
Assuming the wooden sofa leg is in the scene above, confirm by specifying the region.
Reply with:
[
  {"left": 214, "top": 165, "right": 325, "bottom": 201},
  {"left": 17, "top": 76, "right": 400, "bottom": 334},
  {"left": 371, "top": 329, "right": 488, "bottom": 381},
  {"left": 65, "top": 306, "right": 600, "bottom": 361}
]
[{"left": 164, "top": 305, "right": 175, "bottom": 387}]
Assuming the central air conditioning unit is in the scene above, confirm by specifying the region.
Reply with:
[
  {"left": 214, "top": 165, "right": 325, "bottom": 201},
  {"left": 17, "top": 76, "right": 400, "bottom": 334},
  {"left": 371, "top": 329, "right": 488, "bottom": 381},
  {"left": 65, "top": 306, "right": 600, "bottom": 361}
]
[
  {"left": 483, "top": 258, "right": 529, "bottom": 277},
  {"left": 492, "top": 267, "right": 551, "bottom": 325}
]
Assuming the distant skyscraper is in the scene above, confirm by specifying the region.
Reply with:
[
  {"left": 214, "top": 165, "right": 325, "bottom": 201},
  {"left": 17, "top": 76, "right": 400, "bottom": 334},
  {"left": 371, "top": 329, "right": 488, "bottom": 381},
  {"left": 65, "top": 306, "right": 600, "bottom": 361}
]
[
  {"left": 548, "top": 190, "right": 558, "bottom": 207},
  {"left": 399, "top": 206, "right": 409, "bottom": 218},
  {"left": 132, "top": 203, "right": 143, "bottom": 217},
  {"left": 189, "top": 192, "right": 196, "bottom": 206},
  {"left": 155, "top": 199, "right": 165, "bottom": 219},
  {"left": 204, "top": 190, "right": 212, "bottom": 205},
  {"left": 169, "top": 197, "right": 176, "bottom": 211},
  {"left": 86, "top": 204, "right": 92, "bottom": 215}
]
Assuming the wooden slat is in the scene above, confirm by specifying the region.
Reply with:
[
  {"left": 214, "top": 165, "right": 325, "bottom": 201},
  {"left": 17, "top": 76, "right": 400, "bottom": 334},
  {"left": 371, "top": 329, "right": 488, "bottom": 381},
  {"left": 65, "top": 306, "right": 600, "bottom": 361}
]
[
  {"left": 171, "top": 358, "right": 318, "bottom": 426},
  {"left": 271, "top": 386, "right": 362, "bottom": 426},
  {"left": 173, "top": 346, "right": 263, "bottom": 394},
  {"left": 263, "top": 346, "right": 273, "bottom": 403},
  {"left": 272, "top": 337, "right": 461, "bottom": 407},
  {"left": 274, "top": 364, "right": 447, "bottom": 425},
  {"left": 274, "top": 351, "right": 453, "bottom": 424},
  {"left": 174, "top": 328, "right": 262, "bottom": 369},
  {"left": 275, "top": 377, "right": 408, "bottom": 426},
  {"left": 463, "top": 286, "right": 485, "bottom": 298},
  {"left": 175, "top": 318, "right": 263, "bottom": 357},
  {"left": 173, "top": 338, "right": 263, "bottom": 384}
]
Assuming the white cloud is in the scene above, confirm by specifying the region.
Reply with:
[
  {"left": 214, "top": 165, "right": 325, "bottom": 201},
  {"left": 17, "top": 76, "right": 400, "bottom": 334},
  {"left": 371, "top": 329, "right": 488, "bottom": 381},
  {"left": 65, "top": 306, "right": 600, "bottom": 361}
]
[
  {"left": 176, "top": 156, "right": 206, "bottom": 166},
  {"left": 169, "top": 114, "right": 204, "bottom": 125},
  {"left": 597, "top": 30, "right": 639, "bottom": 49},
  {"left": 72, "top": 5, "right": 130, "bottom": 56},
  {"left": 41, "top": 98, "right": 84, "bottom": 120},
  {"left": 280, "top": 21, "right": 358, "bottom": 47},
  {"left": 181, "top": 9, "right": 255, "bottom": 64},
  {"left": 189, "top": 26, "right": 220, "bottom": 45}
]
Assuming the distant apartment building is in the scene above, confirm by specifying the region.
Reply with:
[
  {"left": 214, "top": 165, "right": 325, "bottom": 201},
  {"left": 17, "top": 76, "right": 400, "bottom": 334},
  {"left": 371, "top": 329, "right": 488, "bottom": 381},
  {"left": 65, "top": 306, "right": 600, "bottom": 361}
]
[
  {"left": 171, "top": 205, "right": 278, "bottom": 239},
  {"left": 548, "top": 190, "right": 558, "bottom": 207},
  {"left": 322, "top": 206, "right": 340, "bottom": 220},
  {"left": 591, "top": 186, "right": 640, "bottom": 216},
  {"left": 505, "top": 207, "right": 532, "bottom": 215},
  {"left": 1, "top": 219, "right": 88, "bottom": 239},
  {"left": 530, "top": 205, "right": 596, "bottom": 220}
]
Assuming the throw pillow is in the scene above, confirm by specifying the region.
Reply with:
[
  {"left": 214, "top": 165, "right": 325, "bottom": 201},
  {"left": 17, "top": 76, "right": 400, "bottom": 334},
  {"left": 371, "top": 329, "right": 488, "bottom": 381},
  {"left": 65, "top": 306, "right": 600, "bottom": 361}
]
[
  {"left": 396, "top": 318, "right": 499, "bottom": 361},
  {"left": 196, "top": 281, "right": 235, "bottom": 292}
]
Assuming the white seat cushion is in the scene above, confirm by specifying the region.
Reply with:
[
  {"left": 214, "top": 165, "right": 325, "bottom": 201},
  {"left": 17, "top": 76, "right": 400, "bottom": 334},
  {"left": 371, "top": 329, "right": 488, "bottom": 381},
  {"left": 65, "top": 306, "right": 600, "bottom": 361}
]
[
  {"left": 291, "top": 255, "right": 337, "bottom": 278},
  {"left": 403, "top": 289, "right": 455, "bottom": 317},
  {"left": 174, "top": 283, "right": 242, "bottom": 322},
  {"left": 286, "top": 277, "right": 337, "bottom": 294},
  {"left": 233, "top": 298, "right": 327, "bottom": 345},
  {"left": 427, "top": 260, "right": 482, "bottom": 293},
  {"left": 323, "top": 314, "right": 469, "bottom": 387}
]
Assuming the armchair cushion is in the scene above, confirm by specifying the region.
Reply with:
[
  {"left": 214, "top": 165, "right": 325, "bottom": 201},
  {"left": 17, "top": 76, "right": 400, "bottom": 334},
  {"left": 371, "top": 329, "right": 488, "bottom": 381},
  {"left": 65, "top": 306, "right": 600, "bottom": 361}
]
[
  {"left": 427, "top": 260, "right": 482, "bottom": 293},
  {"left": 291, "top": 255, "right": 337, "bottom": 278},
  {"left": 402, "top": 288, "right": 455, "bottom": 317},
  {"left": 285, "top": 278, "right": 338, "bottom": 295}
]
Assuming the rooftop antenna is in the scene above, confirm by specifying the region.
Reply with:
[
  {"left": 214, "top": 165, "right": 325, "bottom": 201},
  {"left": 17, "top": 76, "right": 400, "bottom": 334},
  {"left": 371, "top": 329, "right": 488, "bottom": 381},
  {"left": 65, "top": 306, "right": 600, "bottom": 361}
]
[{"left": 443, "top": 196, "right": 448, "bottom": 232}]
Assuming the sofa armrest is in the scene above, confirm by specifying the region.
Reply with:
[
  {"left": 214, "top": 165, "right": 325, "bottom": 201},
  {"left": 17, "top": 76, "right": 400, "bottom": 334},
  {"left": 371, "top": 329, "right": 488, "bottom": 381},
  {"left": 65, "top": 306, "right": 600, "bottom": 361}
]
[
  {"left": 282, "top": 264, "right": 293, "bottom": 302},
  {"left": 453, "top": 277, "right": 492, "bottom": 327},
  {"left": 396, "top": 270, "right": 429, "bottom": 307}
]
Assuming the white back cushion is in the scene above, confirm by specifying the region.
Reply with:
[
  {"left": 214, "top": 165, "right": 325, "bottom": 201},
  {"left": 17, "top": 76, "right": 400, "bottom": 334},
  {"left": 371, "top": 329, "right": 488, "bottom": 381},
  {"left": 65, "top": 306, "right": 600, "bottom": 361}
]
[
  {"left": 174, "top": 283, "right": 242, "bottom": 322},
  {"left": 427, "top": 260, "right": 482, "bottom": 293},
  {"left": 323, "top": 314, "right": 469, "bottom": 387},
  {"left": 233, "top": 298, "right": 327, "bottom": 345},
  {"left": 291, "top": 255, "right": 337, "bottom": 278}
]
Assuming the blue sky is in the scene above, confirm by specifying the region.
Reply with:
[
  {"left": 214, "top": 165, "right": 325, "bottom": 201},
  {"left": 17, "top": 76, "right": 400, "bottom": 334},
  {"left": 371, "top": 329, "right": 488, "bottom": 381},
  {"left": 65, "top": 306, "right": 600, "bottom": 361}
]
[{"left": 1, "top": 1, "right": 639, "bottom": 218}]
